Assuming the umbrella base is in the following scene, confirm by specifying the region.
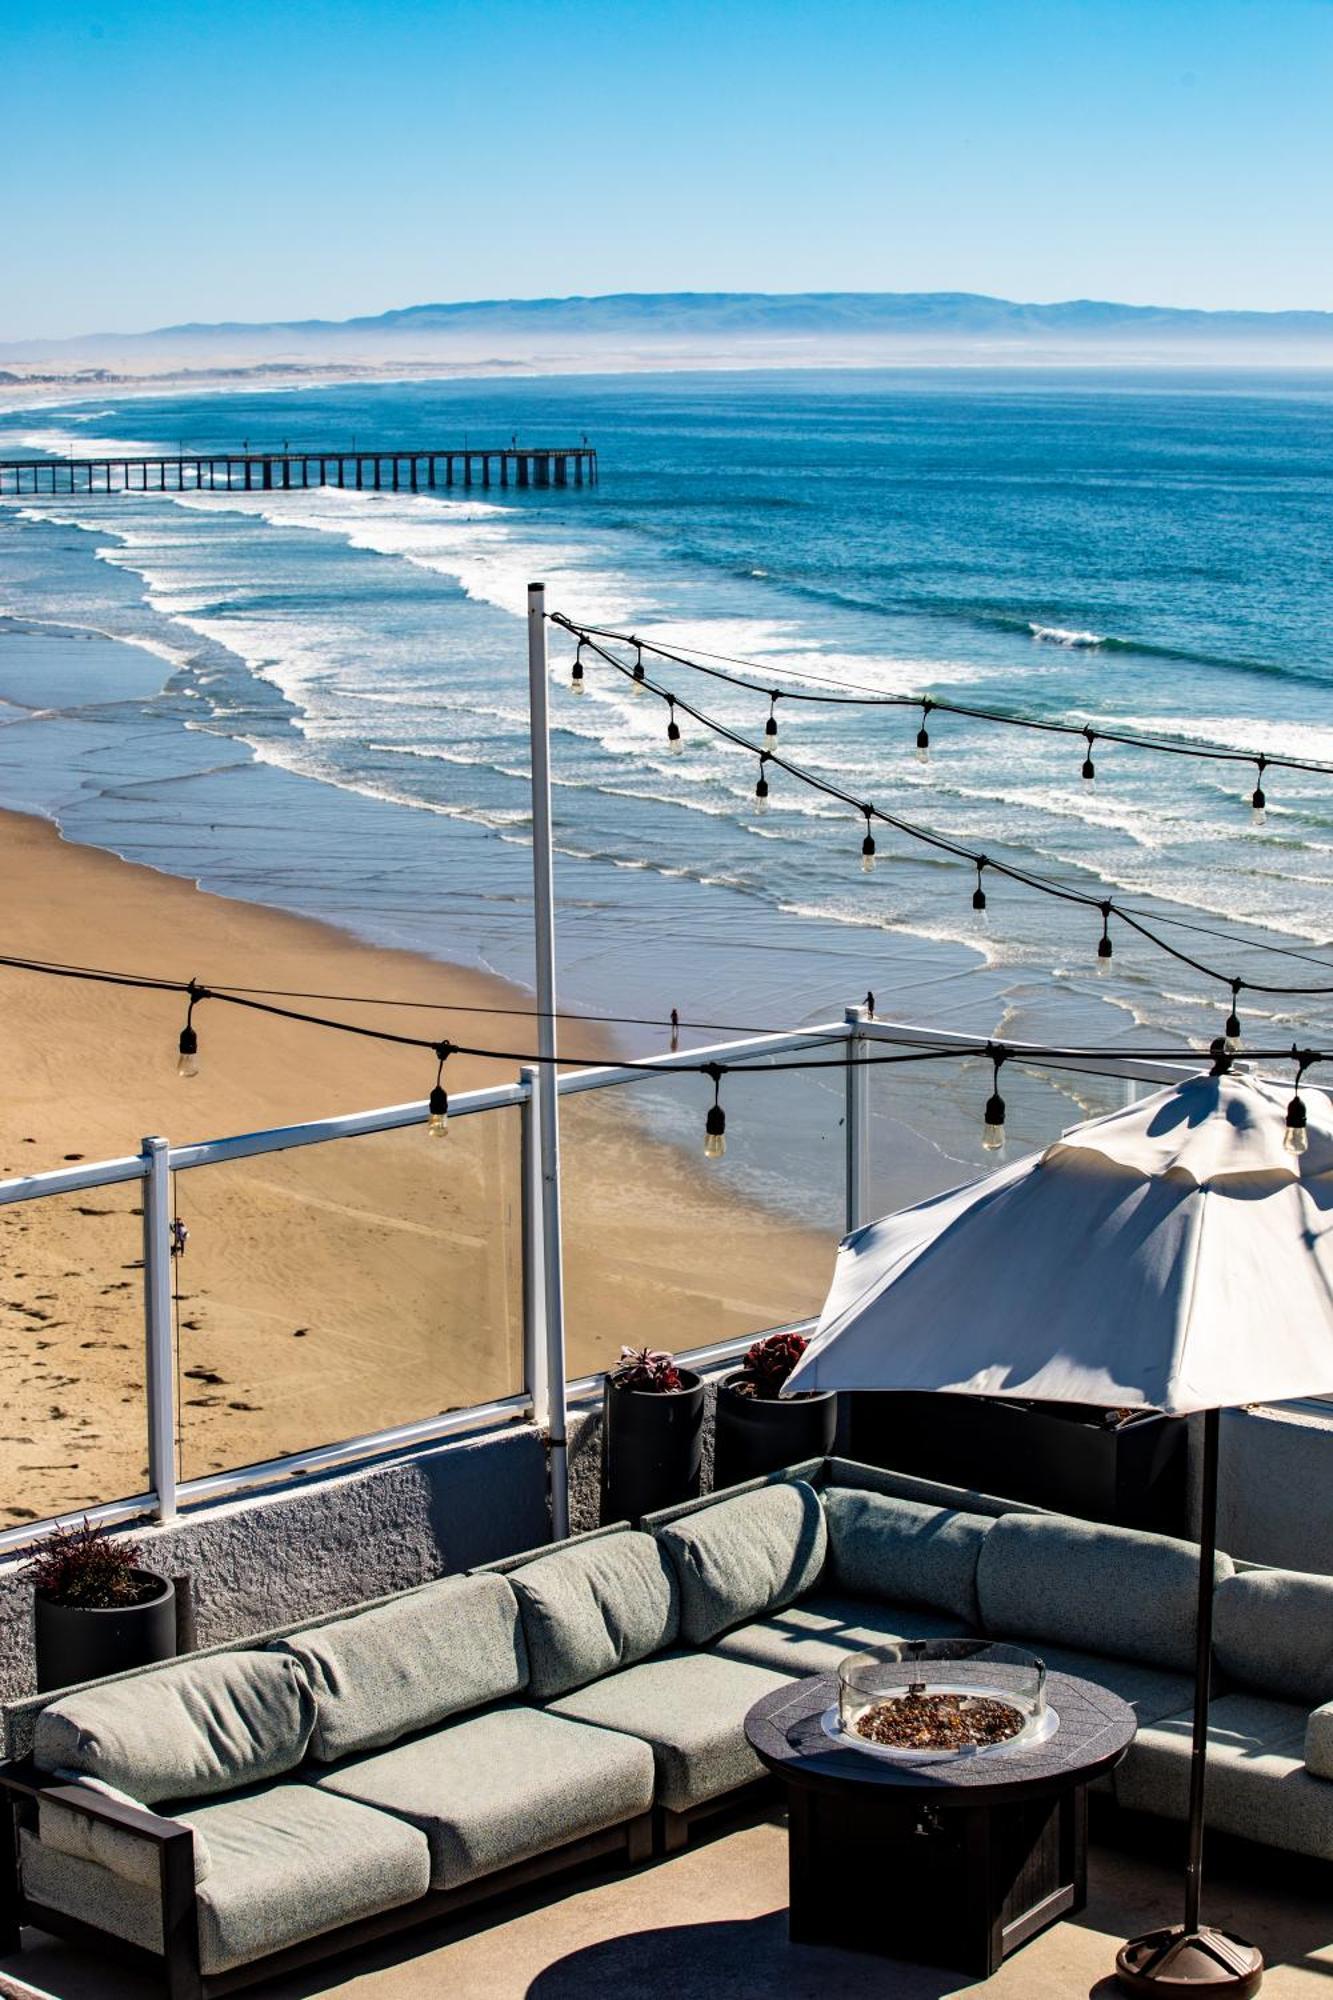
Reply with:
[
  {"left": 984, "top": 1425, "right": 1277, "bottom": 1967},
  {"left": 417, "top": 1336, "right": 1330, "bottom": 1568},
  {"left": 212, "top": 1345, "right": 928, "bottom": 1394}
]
[{"left": 1116, "top": 1927, "right": 1263, "bottom": 1994}]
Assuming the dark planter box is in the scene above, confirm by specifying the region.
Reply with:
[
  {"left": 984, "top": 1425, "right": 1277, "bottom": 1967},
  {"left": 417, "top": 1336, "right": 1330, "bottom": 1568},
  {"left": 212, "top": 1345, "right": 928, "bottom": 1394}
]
[
  {"left": 34, "top": 1570, "right": 177, "bottom": 1694},
  {"left": 844, "top": 1393, "right": 1188, "bottom": 1536},
  {"left": 601, "top": 1370, "right": 704, "bottom": 1524},
  {"left": 713, "top": 1375, "right": 838, "bottom": 1491}
]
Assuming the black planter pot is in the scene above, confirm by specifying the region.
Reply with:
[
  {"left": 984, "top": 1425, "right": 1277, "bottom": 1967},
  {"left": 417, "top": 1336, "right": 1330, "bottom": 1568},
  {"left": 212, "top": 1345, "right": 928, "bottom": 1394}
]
[
  {"left": 713, "top": 1374, "right": 838, "bottom": 1491},
  {"left": 601, "top": 1369, "right": 705, "bottom": 1524},
  {"left": 844, "top": 1393, "right": 1188, "bottom": 1536},
  {"left": 34, "top": 1571, "right": 177, "bottom": 1694}
]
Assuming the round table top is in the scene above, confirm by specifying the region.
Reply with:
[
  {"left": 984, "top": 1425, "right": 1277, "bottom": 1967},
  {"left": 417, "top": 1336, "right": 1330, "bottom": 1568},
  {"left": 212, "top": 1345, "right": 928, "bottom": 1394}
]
[{"left": 744, "top": 1670, "right": 1137, "bottom": 1806}]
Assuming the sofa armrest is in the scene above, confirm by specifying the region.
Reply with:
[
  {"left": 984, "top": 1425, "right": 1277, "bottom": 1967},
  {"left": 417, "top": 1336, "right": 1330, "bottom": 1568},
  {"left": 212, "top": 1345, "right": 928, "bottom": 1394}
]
[{"left": 1304, "top": 1703, "right": 1333, "bottom": 1780}]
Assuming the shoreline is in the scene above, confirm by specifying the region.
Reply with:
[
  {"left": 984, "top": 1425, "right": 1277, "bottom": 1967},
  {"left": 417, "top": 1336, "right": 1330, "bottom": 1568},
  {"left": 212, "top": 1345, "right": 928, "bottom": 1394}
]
[{"left": 0, "top": 806, "right": 835, "bottom": 1527}]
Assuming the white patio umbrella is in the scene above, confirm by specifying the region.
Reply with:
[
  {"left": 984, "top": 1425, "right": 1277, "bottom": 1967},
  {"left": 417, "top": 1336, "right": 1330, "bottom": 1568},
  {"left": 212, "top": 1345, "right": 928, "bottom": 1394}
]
[{"left": 786, "top": 1060, "right": 1333, "bottom": 1996}]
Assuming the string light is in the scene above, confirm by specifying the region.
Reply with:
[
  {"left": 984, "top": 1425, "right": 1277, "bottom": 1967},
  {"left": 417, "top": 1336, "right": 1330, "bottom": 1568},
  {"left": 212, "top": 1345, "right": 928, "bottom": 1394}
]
[
  {"left": 427, "top": 1042, "right": 452, "bottom": 1139},
  {"left": 915, "top": 700, "right": 932, "bottom": 766},
  {"left": 765, "top": 693, "right": 779, "bottom": 745},
  {"left": 176, "top": 983, "right": 204, "bottom": 1079},
  {"left": 570, "top": 645, "right": 586, "bottom": 695},
  {"left": 1251, "top": 756, "right": 1268, "bottom": 827},
  {"left": 754, "top": 755, "right": 771, "bottom": 812},
  {"left": 982, "top": 1045, "right": 1008, "bottom": 1153},
  {"left": 1096, "top": 903, "right": 1114, "bottom": 975},
  {"left": 972, "top": 859, "right": 988, "bottom": 916},
  {"left": 666, "top": 697, "right": 683, "bottom": 756},
  {"left": 631, "top": 641, "right": 646, "bottom": 696},
  {"left": 861, "top": 808, "right": 877, "bottom": 873},
  {"left": 703, "top": 1063, "right": 727, "bottom": 1160},
  {"left": 670, "top": 1007, "right": 680, "bottom": 1054},
  {"left": 1285, "top": 1049, "right": 1313, "bottom": 1156},
  {"left": 1223, "top": 980, "right": 1244, "bottom": 1055},
  {"left": 1081, "top": 730, "right": 1096, "bottom": 786}
]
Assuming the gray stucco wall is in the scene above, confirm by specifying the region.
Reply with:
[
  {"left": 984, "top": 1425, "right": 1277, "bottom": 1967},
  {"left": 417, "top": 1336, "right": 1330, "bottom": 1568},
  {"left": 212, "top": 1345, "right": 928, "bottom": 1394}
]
[{"left": 1207, "top": 1405, "right": 1333, "bottom": 1573}]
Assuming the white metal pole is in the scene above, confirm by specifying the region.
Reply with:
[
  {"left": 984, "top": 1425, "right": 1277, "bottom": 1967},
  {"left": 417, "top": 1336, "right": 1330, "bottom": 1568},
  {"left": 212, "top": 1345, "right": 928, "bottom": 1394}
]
[
  {"left": 518, "top": 1066, "right": 550, "bottom": 1436},
  {"left": 843, "top": 1006, "right": 871, "bottom": 1234},
  {"left": 142, "top": 1136, "right": 178, "bottom": 1522},
  {"left": 527, "top": 583, "right": 570, "bottom": 1539}
]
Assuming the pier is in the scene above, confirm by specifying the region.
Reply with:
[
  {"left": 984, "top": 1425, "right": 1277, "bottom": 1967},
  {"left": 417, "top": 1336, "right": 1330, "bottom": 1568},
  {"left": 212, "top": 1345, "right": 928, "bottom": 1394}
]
[{"left": 0, "top": 443, "right": 598, "bottom": 498}]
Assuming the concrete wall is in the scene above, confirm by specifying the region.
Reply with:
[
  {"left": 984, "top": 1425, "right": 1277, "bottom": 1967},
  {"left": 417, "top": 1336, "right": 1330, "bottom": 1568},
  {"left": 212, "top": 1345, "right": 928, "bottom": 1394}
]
[{"left": 0, "top": 1420, "right": 558, "bottom": 1706}]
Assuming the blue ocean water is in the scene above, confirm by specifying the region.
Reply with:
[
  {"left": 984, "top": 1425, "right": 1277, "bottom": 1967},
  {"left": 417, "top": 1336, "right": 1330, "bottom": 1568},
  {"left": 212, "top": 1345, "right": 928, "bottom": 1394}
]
[{"left": 0, "top": 370, "right": 1330, "bottom": 1204}]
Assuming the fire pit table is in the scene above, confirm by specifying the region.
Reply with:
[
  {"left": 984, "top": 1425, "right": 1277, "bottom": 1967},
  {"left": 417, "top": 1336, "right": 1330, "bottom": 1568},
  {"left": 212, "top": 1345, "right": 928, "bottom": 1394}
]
[{"left": 744, "top": 1641, "right": 1136, "bottom": 1978}]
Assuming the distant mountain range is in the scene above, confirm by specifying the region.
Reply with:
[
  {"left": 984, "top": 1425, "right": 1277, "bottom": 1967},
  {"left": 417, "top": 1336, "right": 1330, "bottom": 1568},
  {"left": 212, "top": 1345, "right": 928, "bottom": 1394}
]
[{"left": 5, "top": 292, "right": 1332, "bottom": 377}]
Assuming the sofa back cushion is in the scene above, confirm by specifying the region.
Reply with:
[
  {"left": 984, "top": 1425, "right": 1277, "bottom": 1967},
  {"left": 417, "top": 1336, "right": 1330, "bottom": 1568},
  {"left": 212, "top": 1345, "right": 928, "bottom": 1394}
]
[
  {"left": 508, "top": 1531, "right": 679, "bottom": 1700},
  {"left": 271, "top": 1571, "right": 527, "bottom": 1763},
  {"left": 33, "top": 1651, "right": 314, "bottom": 1804},
  {"left": 824, "top": 1487, "right": 991, "bottom": 1625},
  {"left": 658, "top": 1478, "right": 827, "bottom": 1646},
  {"left": 975, "top": 1512, "right": 1232, "bottom": 1673},
  {"left": 1215, "top": 1568, "right": 1333, "bottom": 1706}
]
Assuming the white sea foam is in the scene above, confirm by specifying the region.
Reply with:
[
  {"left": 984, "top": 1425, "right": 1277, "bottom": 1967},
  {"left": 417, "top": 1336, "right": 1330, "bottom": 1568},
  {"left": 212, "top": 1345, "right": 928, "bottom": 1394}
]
[{"left": 1029, "top": 623, "right": 1104, "bottom": 648}]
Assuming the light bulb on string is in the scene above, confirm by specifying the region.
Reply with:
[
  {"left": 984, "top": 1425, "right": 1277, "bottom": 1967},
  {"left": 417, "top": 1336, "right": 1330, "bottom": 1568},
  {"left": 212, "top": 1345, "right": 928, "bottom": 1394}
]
[
  {"left": 860, "top": 809, "right": 876, "bottom": 874},
  {"left": 915, "top": 700, "right": 932, "bottom": 766},
  {"left": 630, "top": 641, "right": 646, "bottom": 695},
  {"left": 1251, "top": 755, "right": 1267, "bottom": 826},
  {"left": 1081, "top": 730, "right": 1096, "bottom": 786},
  {"left": 703, "top": 1063, "right": 727, "bottom": 1161},
  {"left": 765, "top": 694, "right": 779, "bottom": 746},
  {"left": 176, "top": 982, "right": 204, "bottom": 1079},
  {"left": 982, "top": 1045, "right": 1008, "bottom": 1153},
  {"left": 670, "top": 1008, "right": 680, "bottom": 1054},
  {"left": 666, "top": 698, "right": 683, "bottom": 756},
  {"left": 427, "top": 1042, "right": 452, "bottom": 1139},
  {"left": 754, "top": 755, "right": 771, "bottom": 813},
  {"left": 1285, "top": 1050, "right": 1315, "bottom": 1157},
  {"left": 971, "top": 858, "right": 988, "bottom": 920},
  {"left": 569, "top": 645, "right": 586, "bottom": 695},
  {"left": 1223, "top": 980, "right": 1243, "bottom": 1055},
  {"left": 1096, "top": 903, "right": 1114, "bottom": 976}
]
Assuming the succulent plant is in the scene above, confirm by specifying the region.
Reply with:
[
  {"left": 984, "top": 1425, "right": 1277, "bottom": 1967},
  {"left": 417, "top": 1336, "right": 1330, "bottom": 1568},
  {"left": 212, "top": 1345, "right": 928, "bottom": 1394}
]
[
  {"left": 613, "top": 1346, "right": 684, "bottom": 1393},
  {"left": 739, "top": 1330, "right": 810, "bottom": 1399},
  {"left": 23, "top": 1517, "right": 152, "bottom": 1608}
]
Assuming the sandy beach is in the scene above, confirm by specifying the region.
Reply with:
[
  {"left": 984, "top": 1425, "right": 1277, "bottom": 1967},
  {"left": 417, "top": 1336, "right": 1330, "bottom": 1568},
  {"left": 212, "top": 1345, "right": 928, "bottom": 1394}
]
[{"left": 0, "top": 809, "right": 833, "bottom": 1527}]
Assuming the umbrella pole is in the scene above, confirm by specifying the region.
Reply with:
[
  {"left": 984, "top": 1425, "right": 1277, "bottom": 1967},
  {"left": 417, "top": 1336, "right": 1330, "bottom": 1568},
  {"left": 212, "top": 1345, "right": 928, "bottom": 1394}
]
[{"left": 1115, "top": 1407, "right": 1263, "bottom": 1995}]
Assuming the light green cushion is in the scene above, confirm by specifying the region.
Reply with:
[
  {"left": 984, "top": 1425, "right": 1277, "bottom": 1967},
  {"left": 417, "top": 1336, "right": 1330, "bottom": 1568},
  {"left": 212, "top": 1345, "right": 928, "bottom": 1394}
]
[
  {"left": 547, "top": 1648, "right": 791, "bottom": 1812},
  {"left": 1215, "top": 1569, "right": 1333, "bottom": 1707},
  {"left": 657, "top": 1480, "right": 827, "bottom": 1646},
  {"left": 711, "top": 1591, "right": 971, "bottom": 1677},
  {"left": 33, "top": 1652, "right": 315, "bottom": 1803},
  {"left": 975, "top": 1513, "right": 1231, "bottom": 1674},
  {"left": 1020, "top": 1642, "right": 1195, "bottom": 1729},
  {"left": 1305, "top": 1701, "right": 1333, "bottom": 1780},
  {"left": 507, "top": 1531, "right": 679, "bottom": 1701},
  {"left": 823, "top": 1488, "right": 992, "bottom": 1624},
  {"left": 21, "top": 1784, "right": 430, "bottom": 1976},
  {"left": 271, "top": 1572, "right": 526, "bottom": 1762},
  {"left": 1113, "top": 1695, "right": 1333, "bottom": 1859},
  {"left": 39, "top": 1771, "right": 210, "bottom": 1887},
  {"left": 318, "top": 1702, "right": 654, "bottom": 1888}
]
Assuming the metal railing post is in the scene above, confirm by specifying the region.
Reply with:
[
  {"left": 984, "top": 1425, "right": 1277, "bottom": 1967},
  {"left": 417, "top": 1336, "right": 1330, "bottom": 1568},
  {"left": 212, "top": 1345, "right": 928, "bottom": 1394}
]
[
  {"left": 519, "top": 1069, "right": 550, "bottom": 1435},
  {"left": 141, "top": 1136, "right": 178, "bottom": 1522},
  {"left": 527, "top": 583, "right": 570, "bottom": 1540},
  {"left": 844, "top": 1006, "right": 871, "bottom": 1235}
]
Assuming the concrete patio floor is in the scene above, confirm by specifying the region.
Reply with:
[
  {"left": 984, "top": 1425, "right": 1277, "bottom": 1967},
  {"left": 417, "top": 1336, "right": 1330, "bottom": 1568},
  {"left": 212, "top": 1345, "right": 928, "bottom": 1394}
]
[{"left": 3, "top": 1805, "right": 1331, "bottom": 2000}]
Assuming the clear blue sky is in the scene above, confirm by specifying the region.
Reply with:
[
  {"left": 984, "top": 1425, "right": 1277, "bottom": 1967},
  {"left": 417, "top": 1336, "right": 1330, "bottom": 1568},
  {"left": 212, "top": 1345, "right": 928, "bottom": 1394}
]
[{"left": 5, "top": 0, "right": 1331, "bottom": 340}]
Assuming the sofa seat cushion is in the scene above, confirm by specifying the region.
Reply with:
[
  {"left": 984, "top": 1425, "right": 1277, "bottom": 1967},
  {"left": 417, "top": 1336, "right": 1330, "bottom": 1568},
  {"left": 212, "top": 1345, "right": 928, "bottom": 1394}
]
[
  {"left": 823, "top": 1488, "right": 993, "bottom": 1625},
  {"left": 975, "top": 1512, "right": 1232, "bottom": 1674},
  {"left": 21, "top": 1783, "right": 430, "bottom": 1977},
  {"left": 1112, "top": 1695, "right": 1333, "bottom": 1859},
  {"left": 33, "top": 1652, "right": 315, "bottom": 1803},
  {"left": 271, "top": 1572, "right": 527, "bottom": 1762},
  {"left": 39, "top": 1771, "right": 211, "bottom": 1886},
  {"left": 317, "top": 1703, "right": 653, "bottom": 1889},
  {"left": 506, "top": 1531, "right": 679, "bottom": 1701},
  {"left": 546, "top": 1649, "right": 791, "bottom": 1813},
  {"left": 1003, "top": 1641, "right": 1194, "bottom": 1730},
  {"left": 1214, "top": 1568, "right": 1333, "bottom": 1707},
  {"left": 657, "top": 1480, "right": 827, "bottom": 1646},
  {"left": 712, "top": 1591, "right": 971, "bottom": 1678}
]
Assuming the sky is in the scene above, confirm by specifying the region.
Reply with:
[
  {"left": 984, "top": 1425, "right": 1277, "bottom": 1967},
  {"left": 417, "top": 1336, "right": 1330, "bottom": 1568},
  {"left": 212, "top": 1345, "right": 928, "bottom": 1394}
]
[{"left": 4, "top": 0, "right": 1332, "bottom": 341}]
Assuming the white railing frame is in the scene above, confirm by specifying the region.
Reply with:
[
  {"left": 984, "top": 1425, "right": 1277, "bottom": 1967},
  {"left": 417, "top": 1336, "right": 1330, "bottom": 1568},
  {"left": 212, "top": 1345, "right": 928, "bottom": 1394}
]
[{"left": 0, "top": 1010, "right": 1304, "bottom": 1554}]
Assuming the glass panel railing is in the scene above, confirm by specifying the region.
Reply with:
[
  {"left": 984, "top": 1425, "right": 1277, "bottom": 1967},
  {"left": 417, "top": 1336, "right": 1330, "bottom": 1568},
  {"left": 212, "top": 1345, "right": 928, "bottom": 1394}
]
[
  {"left": 0, "top": 1182, "right": 149, "bottom": 1525},
  {"left": 560, "top": 1050, "right": 846, "bottom": 1377},
  {"left": 171, "top": 1110, "right": 523, "bottom": 1483}
]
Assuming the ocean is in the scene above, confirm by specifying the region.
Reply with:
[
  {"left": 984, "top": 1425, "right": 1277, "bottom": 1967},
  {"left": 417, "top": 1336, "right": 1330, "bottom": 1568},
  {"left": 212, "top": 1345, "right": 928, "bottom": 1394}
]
[{"left": 1, "top": 369, "right": 1330, "bottom": 1216}]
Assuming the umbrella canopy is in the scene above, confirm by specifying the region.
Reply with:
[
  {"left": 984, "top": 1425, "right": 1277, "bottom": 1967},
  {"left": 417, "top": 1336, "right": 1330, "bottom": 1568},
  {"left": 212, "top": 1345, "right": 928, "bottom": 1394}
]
[{"left": 786, "top": 1069, "right": 1333, "bottom": 1417}]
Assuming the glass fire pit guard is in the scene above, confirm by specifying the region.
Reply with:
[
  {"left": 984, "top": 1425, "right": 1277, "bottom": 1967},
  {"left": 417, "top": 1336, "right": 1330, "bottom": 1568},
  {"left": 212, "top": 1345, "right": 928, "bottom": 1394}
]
[{"left": 827, "top": 1640, "right": 1056, "bottom": 1763}]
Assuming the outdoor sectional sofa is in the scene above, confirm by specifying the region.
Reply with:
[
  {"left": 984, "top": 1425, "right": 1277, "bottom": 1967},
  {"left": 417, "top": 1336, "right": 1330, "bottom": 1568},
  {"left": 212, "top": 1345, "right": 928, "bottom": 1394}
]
[{"left": 5, "top": 1453, "right": 1333, "bottom": 1997}]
